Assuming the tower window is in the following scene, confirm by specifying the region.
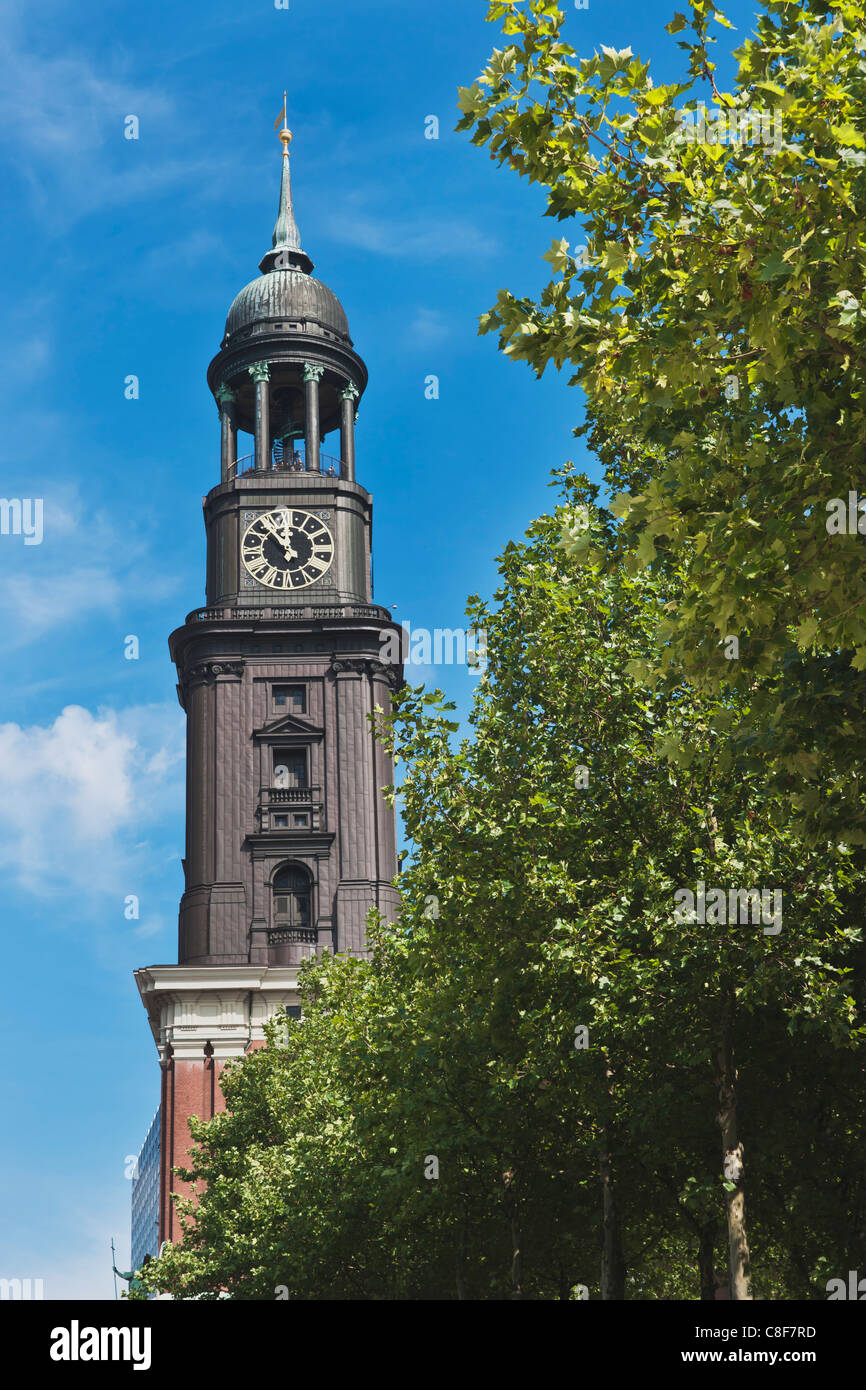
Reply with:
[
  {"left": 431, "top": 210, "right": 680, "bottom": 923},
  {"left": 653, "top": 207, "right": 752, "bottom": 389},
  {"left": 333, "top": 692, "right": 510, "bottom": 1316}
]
[
  {"left": 273, "top": 747, "right": 307, "bottom": 788},
  {"left": 273, "top": 684, "right": 306, "bottom": 713},
  {"left": 273, "top": 864, "right": 312, "bottom": 929}
]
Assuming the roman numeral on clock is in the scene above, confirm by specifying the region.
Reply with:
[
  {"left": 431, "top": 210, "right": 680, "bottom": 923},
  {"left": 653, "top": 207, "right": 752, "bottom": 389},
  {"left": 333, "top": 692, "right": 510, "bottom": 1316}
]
[{"left": 241, "top": 508, "right": 335, "bottom": 589}]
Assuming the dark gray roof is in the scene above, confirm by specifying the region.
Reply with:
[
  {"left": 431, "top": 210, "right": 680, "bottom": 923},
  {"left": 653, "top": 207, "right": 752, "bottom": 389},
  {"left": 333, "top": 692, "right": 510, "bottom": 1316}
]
[{"left": 224, "top": 269, "right": 350, "bottom": 342}]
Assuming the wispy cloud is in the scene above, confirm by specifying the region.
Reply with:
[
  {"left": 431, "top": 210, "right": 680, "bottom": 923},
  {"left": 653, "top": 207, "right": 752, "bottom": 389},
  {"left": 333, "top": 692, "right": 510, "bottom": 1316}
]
[
  {"left": 406, "top": 307, "right": 452, "bottom": 347},
  {"left": 0, "top": 483, "right": 178, "bottom": 647},
  {"left": 322, "top": 192, "right": 499, "bottom": 262},
  {"left": 0, "top": 7, "right": 217, "bottom": 225}
]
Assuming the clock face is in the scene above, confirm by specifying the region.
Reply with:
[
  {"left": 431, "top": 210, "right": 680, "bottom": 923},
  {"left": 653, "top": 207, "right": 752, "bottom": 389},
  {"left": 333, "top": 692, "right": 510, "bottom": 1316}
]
[{"left": 241, "top": 508, "right": 335, "bottom": 591}]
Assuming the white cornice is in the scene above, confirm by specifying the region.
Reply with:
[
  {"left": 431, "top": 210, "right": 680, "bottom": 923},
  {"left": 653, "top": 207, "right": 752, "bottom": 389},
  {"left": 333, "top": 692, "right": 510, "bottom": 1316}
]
[
  {"left": 136, "top": 964, "right": 298, "bottom": 993},
  {"left": 135, "top": 964, "right": 301, "bottom": 1058}
]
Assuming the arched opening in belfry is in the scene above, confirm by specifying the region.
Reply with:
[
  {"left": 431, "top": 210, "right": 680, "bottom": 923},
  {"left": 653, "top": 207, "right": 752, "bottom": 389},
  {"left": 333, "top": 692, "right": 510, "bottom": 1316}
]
[{"left": 272, "top": 862, "right": 313, "bottom": 933}]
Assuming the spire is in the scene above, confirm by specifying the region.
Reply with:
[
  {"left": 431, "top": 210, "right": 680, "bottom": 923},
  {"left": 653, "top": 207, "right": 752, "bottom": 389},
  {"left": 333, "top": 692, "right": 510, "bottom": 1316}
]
[{"left": 259, "top": 111, "right": 314, "bottom": 276}]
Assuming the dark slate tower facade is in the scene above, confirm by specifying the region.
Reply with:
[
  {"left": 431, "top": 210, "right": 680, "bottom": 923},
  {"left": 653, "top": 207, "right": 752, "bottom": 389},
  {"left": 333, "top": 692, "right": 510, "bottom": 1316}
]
[{"left": 135, "top": 125, "right": 402, "bottom": 1246}]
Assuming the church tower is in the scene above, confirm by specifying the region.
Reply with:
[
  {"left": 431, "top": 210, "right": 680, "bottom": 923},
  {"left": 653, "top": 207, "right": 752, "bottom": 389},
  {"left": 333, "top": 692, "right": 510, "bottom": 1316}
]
[{"left": 134, "top": 123, "right": 403, "bottom": 1250}]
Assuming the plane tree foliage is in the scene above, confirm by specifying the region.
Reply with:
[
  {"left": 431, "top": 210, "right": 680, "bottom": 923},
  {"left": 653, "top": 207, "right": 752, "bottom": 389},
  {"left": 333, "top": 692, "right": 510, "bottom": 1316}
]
[
  {"left": 137, "top": 482, "right": 864, "bottom": 1301},
  {"left": 456, "top": 0, "right": 866, "bottom": 843}
]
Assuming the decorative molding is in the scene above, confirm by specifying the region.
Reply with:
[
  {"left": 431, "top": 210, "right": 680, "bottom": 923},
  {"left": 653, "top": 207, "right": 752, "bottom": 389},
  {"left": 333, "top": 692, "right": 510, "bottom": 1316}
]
[
  {"left": 302, "top": 362, "right": 325, "bottom": 383},
  {"left": 135, "top": 965, "right": 300, "bottom": 1058},
  {"left": 255, "top": 712, "right": 324, "bottom": 740},
  {"left": 330, "top": 657, "right": 400, "bottom": 688},
  {"left": 248, "top": 361, "right": 271, "bottom": 383},
  {"left": 186, "top": 661, "right": 244, "bottom": 687},
  {"left": 246, "top": 829, "right": 335, "bottom": 858},
  {"left": 340, "top": 383, "right": 360, "bottom": 402},
  {"left": 268, "top": 927, "right": 318, "bottom": 946}
]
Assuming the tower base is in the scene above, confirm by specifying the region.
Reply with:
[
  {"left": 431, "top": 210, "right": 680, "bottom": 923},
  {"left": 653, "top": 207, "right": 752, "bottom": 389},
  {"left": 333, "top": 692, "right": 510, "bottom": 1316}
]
[{"left": 135, "top": 965, "right": 299, "bottom": 1247}]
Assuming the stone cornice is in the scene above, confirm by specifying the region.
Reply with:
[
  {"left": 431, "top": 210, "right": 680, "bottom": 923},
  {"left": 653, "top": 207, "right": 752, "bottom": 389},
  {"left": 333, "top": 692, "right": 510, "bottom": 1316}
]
[
  {"left": 186, "top": 661, "right": 244, "bottom": 687},
  {"left": 136, "top": 964, "right": 299, "bottom": 997},
  {"left": 331, "top": 657, "right": 401, "bottom": 689},
  {"left": 245, "top": 830, "right": 335, "bottom": 857},
  {"left": 135, "top": 965, "right": 301, "bottom": 1058},
  {"left": 207, "top": 335, "right": 367, "bottom": 404}
]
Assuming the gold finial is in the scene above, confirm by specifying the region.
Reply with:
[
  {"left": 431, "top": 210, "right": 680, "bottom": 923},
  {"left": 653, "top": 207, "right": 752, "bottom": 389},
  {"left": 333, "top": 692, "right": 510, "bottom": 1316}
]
[{"left": 275, "top": 91, "right": 291, "bottom": 152}]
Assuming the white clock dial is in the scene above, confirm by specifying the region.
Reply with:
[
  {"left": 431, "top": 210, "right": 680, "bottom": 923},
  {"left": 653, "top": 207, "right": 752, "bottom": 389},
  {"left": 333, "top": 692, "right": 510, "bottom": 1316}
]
[{"left": 241, "top": 508, "right": 335, "bottom": 590}]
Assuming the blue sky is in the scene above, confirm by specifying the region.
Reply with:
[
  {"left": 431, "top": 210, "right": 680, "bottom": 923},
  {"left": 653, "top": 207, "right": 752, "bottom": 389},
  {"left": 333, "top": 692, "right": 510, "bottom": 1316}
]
[{"left": 0, "top": 0, "right": 762, "bottom": 1297}]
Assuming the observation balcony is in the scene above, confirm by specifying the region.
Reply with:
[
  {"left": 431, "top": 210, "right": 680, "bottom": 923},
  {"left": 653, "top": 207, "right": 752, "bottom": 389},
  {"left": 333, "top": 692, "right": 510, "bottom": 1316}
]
[
  {"left": 184, "top": 602, "right": 394, "bottom": 625},
  {"left": 257, "top": 785, "right": 323, "bottom": 833},
  {"left": 267, "top": 926, "right": 318, "bottom": 946},
  {"left": 227, "top": 450, "right": 345, "bottom": 481}
]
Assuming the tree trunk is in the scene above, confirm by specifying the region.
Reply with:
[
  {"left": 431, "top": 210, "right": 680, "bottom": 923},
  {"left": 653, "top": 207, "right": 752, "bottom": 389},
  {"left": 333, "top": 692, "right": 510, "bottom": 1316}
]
[
  {"left": 698, "top": 1219, "right": 718, "bottom": 1300},
  {"left": 599, "top": 1054, "right": 626, "bottom": 1300},
  {"left": 509, "top": 1213, "right": 523, "bottom": 1299},
  {"left": 717, "top": 993, "right": 752, "bottom": 1300},
  {"left": 502, "top": 1168, "right": 523, "bottom": 1300},
  {"left": 455, "top": 1212, "right": 467, "bottom": 1301},
  {"left": 600, "top": 1132, "right": 626, "bottom": 1299}
]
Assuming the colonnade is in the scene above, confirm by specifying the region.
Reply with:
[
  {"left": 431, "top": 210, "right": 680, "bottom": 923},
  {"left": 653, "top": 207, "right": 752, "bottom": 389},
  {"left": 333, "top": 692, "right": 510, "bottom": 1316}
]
[{"left": 215, "top": 363, "right": 359, "bottom": 484}]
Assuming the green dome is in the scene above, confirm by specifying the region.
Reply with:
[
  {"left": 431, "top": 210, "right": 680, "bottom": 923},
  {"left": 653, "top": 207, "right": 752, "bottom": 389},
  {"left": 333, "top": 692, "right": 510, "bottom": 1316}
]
[{"left": 224, "top": 269, "right": 350, "bottom": 344}]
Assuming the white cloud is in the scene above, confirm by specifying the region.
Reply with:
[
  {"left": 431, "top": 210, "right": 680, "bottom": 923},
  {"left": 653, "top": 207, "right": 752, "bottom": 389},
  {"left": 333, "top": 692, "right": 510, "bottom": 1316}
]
[{"left": 0, "top": 702, "right": 184, "bottom": 898}]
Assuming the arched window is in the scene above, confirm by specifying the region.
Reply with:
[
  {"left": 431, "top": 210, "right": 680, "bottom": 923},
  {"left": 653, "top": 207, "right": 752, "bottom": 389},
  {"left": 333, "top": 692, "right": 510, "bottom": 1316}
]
[{"left": 272, "top": 864, "right": 312, "bottom": 931}]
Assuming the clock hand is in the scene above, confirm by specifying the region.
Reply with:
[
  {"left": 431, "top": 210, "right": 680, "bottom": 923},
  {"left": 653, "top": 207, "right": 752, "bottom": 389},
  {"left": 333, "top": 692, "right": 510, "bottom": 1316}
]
[
  {"left": 260, "top": 513, "right": 296, "bottom": 560},
  {"left": 277, "top": 514, "right": 296, "bottom": 552},
  {"left": 261, "top": 512, "right": 297, "bottom": 555}
]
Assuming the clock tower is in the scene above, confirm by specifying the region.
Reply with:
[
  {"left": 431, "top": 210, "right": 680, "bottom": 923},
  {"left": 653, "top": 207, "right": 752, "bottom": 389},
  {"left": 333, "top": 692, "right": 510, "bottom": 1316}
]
[{"left": 134, "top": 124, "right": 403, "bottom": 1250}]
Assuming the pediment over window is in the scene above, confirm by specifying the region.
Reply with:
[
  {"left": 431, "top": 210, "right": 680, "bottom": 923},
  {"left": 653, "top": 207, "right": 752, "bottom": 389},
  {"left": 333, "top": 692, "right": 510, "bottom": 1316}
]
[{"left": 254, "top": 713, "right": 324, "bottom": 741}]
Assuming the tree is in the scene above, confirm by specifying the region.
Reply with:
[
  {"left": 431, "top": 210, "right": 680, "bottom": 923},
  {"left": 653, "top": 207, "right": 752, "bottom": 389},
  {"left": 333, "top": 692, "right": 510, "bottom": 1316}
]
[
  {"left": 457, "top": 0, "right": 866, "bottom": 842},
  {"left": 138, "top": 477, "right": 864, "bottom": 1300}
]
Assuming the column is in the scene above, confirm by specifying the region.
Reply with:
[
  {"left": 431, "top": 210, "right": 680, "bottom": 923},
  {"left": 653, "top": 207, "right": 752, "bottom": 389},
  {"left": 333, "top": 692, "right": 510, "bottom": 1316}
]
[
  {"left": 215, "top": 384, "right": 237, "bottom": 482},
  {"left": 303, "top": 363, "right": 324, "bottom": 473},
  {"left": 248, "top": 362, "right": 270, "bottom": 472},
  {"left": 340, "top": 384, "right": 359, "bottom": 482}
]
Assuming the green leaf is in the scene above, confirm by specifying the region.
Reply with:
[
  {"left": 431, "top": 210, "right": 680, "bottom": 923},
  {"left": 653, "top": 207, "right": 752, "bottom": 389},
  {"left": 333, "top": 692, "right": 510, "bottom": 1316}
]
[{"left": 600, "top": 241, "right": 629, "bottom": 277}]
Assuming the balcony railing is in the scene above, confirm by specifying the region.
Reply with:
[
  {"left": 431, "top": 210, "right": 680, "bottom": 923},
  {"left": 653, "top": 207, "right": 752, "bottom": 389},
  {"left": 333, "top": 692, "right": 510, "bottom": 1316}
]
[
  {"left": 267, "top": 926, "right": 318, "bottom": 946},
  {"left": 258, "top": 786, "right": 322, "bottom": 832},
  {"left": 228, "top": 452, "right": 344, "bottom": 481},
  {"left": 185, "top": 602, "right": 393, "bottom": 625}
]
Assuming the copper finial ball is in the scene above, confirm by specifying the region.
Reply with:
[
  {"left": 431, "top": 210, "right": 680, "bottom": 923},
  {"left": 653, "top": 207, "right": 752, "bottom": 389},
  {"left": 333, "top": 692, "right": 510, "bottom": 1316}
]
[{"left": 279, "top": 127, "right": 293, "bottom": 151}]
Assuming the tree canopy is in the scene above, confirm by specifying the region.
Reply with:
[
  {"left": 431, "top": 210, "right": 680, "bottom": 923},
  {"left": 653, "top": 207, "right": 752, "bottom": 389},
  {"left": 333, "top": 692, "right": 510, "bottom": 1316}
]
[
  {"left": 134, "top": 0, "right": 866, "bottom": 1302},
  {"left": 457, "top": 0, "right": 866, "bottom": 843},
  {"left": 137, "top": 479, "right": 865, "bottom": 1301}
]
